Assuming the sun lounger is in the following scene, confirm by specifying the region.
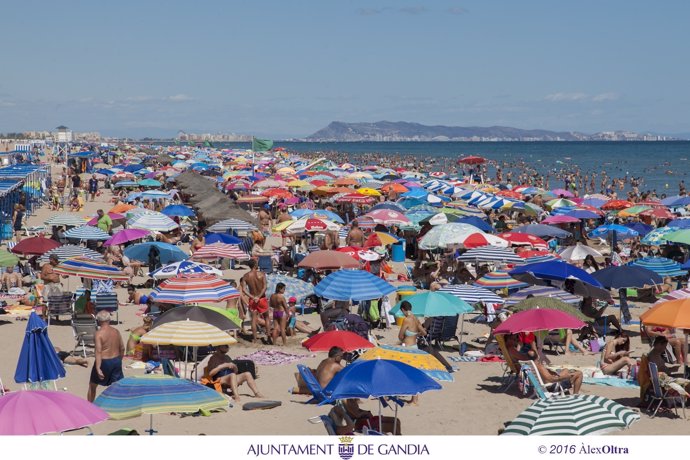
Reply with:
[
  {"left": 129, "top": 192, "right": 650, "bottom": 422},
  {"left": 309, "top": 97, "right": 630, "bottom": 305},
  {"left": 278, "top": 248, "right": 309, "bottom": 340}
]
[
  {"left": 647, "top": 361, "right": 686, "bottom": 419},
  {"left": 297, "top": 364, "right": 328, "bottom": 404},
  {"left": 496, "top": 334, "right": 522, "bottom": 392},
  {"left": 307, "top": 415, "right": 337, "bottom": 435},
  {"left": 522, "top": 362, "right": 570, "bottom": 399}
]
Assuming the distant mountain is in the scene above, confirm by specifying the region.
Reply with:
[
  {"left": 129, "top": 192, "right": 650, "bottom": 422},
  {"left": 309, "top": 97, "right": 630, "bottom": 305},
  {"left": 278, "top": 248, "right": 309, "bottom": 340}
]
[{"left": 306, "top": 121, "right": 671, "bottom": 142}]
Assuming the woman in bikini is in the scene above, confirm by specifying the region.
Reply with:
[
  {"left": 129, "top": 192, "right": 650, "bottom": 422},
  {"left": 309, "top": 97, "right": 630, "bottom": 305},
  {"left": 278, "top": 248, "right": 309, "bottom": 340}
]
[
  {"left": 398, "top": 300, "right": 426, "bottom": 348},
  {"left": 269, "top": 282, "right": 288, "bottom": 346},
  {"left": 126, "top": 316, "right": 153, "bottom": 360},
  {"left": 600, "top": 333, "right": 636, "bottom": 376}
]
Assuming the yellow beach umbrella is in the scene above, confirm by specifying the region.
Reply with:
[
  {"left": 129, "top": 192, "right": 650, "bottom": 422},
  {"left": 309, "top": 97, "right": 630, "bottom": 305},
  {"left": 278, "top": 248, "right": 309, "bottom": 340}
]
[
  {"left": 277, "top": 167, "right": 296, "bottom": 175},
  {"left": 141, "top": 319, "right": 237, "bottom": 346},
  {"left": 358, "top": 344, "right": 453, "bottom": 381},
  {"left": 287, "top": 179, "right": 308, "bottom": 187},
  {"left": 272, "top": 220, "right": 295, "bottom": 232},
  {"left": 357, "top": 188, "right": 382, "bottom": 197},
  {"left": 372, "top": 231, "right": 400, "bottom": 245}
]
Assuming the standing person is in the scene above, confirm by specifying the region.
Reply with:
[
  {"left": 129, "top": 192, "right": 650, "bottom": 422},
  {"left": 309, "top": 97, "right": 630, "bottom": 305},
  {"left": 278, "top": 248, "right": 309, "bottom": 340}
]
[
  {"left": 258, "top": 206, "right": 271, "bottom": 235},
  {"left": 87, "top": 311, "right": 125, "bottom": 402},
  {"left": 398, "top": 300, "right": 426, "bottom": 348},
  {"left": 96, "top": 209, "right": 112, "bottom": 234},
  {"left": 13, "top": 204, "right": 25, "bottom": 242},
  {"left": 88, "top": 174, "right": 99, "bottom": 202},
  {"left": 240, "top": 259, "right": 269, "bottom": 343},
  {"left": 270, "top": 282, "right": 288, "bottom": 346},
  {"left": 346, "top": 221, "right": 365, "bottom": 247},
  {"left": 71, "top": 171, "right": 81, "bottom": 193},
  {"left": 40, "top": 254, "right": 63, "bottom": 298}
]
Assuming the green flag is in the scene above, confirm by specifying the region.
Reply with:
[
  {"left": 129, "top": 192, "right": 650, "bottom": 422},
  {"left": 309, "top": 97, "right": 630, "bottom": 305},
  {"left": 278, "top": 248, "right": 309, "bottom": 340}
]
[
  {"left": 252, "top": 137, "right": 273, "bottom": 152},
  {"left": 203, "top": 140, "right": 213, "bottom": 148}
]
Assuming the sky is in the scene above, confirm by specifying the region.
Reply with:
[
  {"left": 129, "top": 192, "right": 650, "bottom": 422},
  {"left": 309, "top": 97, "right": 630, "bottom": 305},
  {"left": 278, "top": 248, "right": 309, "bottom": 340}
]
[{"left": 1, "top": 0, "right": 689, "bottom": 138}]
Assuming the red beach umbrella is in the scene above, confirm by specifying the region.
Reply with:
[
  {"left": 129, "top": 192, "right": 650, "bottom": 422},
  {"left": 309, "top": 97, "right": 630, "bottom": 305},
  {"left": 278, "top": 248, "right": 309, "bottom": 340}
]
[
  {"left": 494, "top": 308, "right": 585, "bottom": 335},
  {"left": 302, "top": 330, "right": 374, "bottom": 352},
  {"left": 11, "top": 237, "right": 61, "bottom": 255}
]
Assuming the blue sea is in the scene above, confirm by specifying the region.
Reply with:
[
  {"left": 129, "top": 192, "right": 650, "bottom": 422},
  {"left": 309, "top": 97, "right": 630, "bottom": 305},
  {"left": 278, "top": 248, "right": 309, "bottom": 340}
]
[{"left": 192, "top": 141, "right": 690, "bottom": 195}]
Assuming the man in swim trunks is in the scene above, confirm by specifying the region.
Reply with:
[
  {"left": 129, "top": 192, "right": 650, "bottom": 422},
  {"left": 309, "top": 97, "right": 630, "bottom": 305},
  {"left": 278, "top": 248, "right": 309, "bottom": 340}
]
[
  {"left": 240, "top": 259, "right": 269, "bottom": 343},
  {"left": 87, "top": 311, "right": 125, "bottom": 402},
  {"left": 205, "top": 344, "right": 263, "bottom": 402},
  {"left": 270, "top": 282, "right": 288, "bottom": 346},
  {"left": 1, "top": 265, "right": 22, "bottom": 291}
]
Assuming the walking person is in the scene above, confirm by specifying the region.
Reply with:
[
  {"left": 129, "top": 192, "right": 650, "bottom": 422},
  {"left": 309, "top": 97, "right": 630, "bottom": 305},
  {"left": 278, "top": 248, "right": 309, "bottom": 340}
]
[
  {"left": 88, "top": 174, "right": 99, "bottom": 202},
  {"left": 87, "top": 311, "right": 124, "bottom": 402}
]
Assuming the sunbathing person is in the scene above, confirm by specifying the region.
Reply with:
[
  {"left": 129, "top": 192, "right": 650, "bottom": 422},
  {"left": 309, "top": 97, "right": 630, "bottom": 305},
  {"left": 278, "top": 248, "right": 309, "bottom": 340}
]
[
  {"left": 580, "top": 296, "right": 622, "bottom": 334},
  {"left": 328, "top": 398, "right": 402, "bottom": 435},
  {"left": 648, "top": 336, "right": 681, "bottom": 376},
  {"left": 125, "top": 316, "right": 153, "bottom": 360},
  {"left": 315, "top": 346, "right": 345, "bottom": 388},
  {"left": 528, "top": 350, "right": 583, "bottom": 394},
  {"left": 55, "top": 346, "right": 89, "bottom": 367},
  {"left": 600, "top": 333, "right": 636, "bottom": 376},
  {"left": 644, "top": 325, "right": 685, "bottom": 365},
  {"left": 204, "top": 344, "right": 263, "bottom": 402}
]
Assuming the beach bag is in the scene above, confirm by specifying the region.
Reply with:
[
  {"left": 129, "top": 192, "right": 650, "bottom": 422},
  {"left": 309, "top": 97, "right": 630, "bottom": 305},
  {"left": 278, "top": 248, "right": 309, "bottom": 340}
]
[{"left": 368, "top": 301, "right": 380, "bottom": 322}]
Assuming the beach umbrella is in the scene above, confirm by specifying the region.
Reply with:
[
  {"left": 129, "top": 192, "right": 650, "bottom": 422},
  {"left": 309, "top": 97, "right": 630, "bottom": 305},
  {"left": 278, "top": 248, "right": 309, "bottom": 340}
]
[
  {"left": 455, "top": 216, "right": 493, "bottom": 233},
  {"left": 456, "top": 246, "right": 522, "bottom": 264},
  {"left": 0, "top": 390, "right": 108, "bottom": 435},
  {"left": 266, "top": 274, "right": 314, "bottom": 302},
  {"left": 509, "top": 260, "right": 604, "bottom": 288},
  {"left": 138, "top": 179, "right": 162, "bottom": 188},
  {"left": 86, "top": 212, "right": 126, "bottom": 227},
  {"left": 191, "top": 243, "right": 249, "bottom": 260},
  {"left": 494, "top": 308, "right": 585, "bottom": 335},
  {"left": 314, "top": 270, "right": 395, "bottom": 301},
  {"left": 336, "top": 193, "right": 376, "bottom": 204},
  {"left": 54, "top": 256, "right": 129, "bottom": 281},
  {"left": 289, "top": 209, "right": 345, "bottom": 224},
  {"left": 439, "top": 284, "right": 504, "bottom": 305},
  {"left": 512, "top": 224, "right": 572, "bottom": 239},
  {"left": 109, "top": 203, "right": 136, "bottom": 214},
  {"left": 475, "top": 270, "right": 530, "bottom": 290},
  {"left": 369, "top": 202, "right": 406, "bottom": 213},
  {"left": 498, "top": 232, "right": 548, "bottom": 249},
  {"left": 502, "top": 394, "right": 639, "bottom": 436},
  {"left": 150, "top": 260, "right": 222, "bottom": 279},
  {"left": 11, "top": 237, "right": 61, "bottom": 255},
  {"left": 457, "top": 156, "right": 486, "bottom": 165},
  {"left": 93, "top": 374, "right": 227, "bottom": 434},
  {"left": 124, "top": 242, "right": 188, "bottom": 264},
  {"left": 557, "top": 243, "right": 603, "bottom": 261},
  {"left": 104, "top": 228, "right": 151, "bottom": 247},
  {"left": 662, "top": 229, "right": 690, "bottom": 245},
  {"left": 14, "top": 312, "right": 66, "bottom": 387},
  {"left": 364, "top": 231, "right": 401, "bottom": 247},
  {"left": 509, "top": 297, "right": 588, "bottom": 321},
  {"left": 302, "top": 330, "right": 374, "bottom": 352},
  {"left": 44, "top": 213, "right": 88, "bottom": 227},
  {"left": 655, "top": 288, "right": 690, "bottom": 304},
  {"left": 601, "top": 199, "right": 633, "bottom": 211},
  {"left": 629, "top": 256, "right": 687, "bottom": 277},
  {"left": 623, "top": 221, "right": 654, "bottom": 237},
  {"left": 207, "top": 218, "right": 257, "bottom": 233},
  {"left": 0, "top": 251, "right": 19, "bottom": 268},
  {"left": 563, "top": 209, "right": 601, "bottom": 220},
  {"left": 641, "top": 227, "right": 677, "bottom": 245},
  {"left": 298, "top": 250, "right": 360, "bottom": 270},
  {"left": 640, "top": 298, "right": 690, "bottom": 375},
  {"left": 204, "top": 232, "right": 242, "bottom": 245},
  {"left": 128, "top": 212, "right": 179, "bottom": 232},
  {"left": 541, "top": 215, "right": 579, "bottom": 225},
  {"left": 161, "top": 204, "right": 195, "bottom": 217},
  {"left": 365, "top": 209, "right": 410, "bottom": 226},
  {"left": 284, "top": 217, "right": 340, "bottom": 234},
  {"left": 590, "top": 265, "right": 662, "bottom": 289},
  {"left": 143, "top": 319, "right": 238, "bottom": 345},
  {"left": 38, "top": 245, "right": 104, "bottom": 264},
  {"left": 419, "top": 223, "right": 485, "bottom": 250},
  {"left": 588, "top": 224, "right": 638, "bottom": 240},
  {"left": 64, "top": 225, "right": 111, "bottom": 241},
  {"left": 358, "top": 345, "right": 453, "bottom": 382},
  {"left": 504, "top": 285, "right": 581, "bottom": 306},
  {"left": 389, "top": 291, "right": 473, "bottom": 317},
  {"left": 640, "top": 207, "right": 675, "bottom": 220},
  {"left": 546, "top": 198, "right": 577, "bottom": 209},
  {"left": 454, "top": 232, "right": 509, "bottom": 249},
  {"left": 149, "top": 274, "right": 240, "bottom": 304},
  {"left": 618, "top": 205, "right": 652, "bottom": 217}
]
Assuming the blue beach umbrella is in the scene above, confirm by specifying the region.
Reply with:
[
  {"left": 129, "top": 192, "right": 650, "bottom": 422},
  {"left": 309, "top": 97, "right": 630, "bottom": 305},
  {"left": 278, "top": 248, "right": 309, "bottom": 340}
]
[
  {"left": 509, "top": 261, "right": 610, "bottom": 299},
  {"left": 161, "top": 204, "right": 195, "bottom": 217},
  {"left": 512, "top": 224, "right": 572, "bottom": 238},
  {"left": 588, "top": 224, "right": 639, "bottom": 240},
  {"left": 370, "top": 202, "right": 406, "bottom": 213},
  {"left": 669, "top": 197, "right": 690, "bottom": 207},
  {"left": 266, "top": 274, "right": 315, "bottom": 302},
  {"left": 149, "top": 260, "right": 222, "bottom": 279},
  {"left": 591, "top": 265, "right": 663, "bottom": 289},
  {"left": 124, "top": 242, "right": 188, "bottom": 264},
  {"left": 667, "top": 218, "right": 690, "bottom": 229},
  {"left": 629, "top": 257, "right": 687, "bottom": 277},
  {"left": 456, "top": 216, "right": 494, "bottom": 233},
  {"left": 389, "top": 291, "right": 473, "bottom": 317},
  {"left": 641, "top": 227, "right": 676, "bottom": 245},
  {"left": 138, "top": 179, "right": 162, "bottom": 188},
  {"left": 314, "top": 270, "right": 396, "bottom": 301},
  {"left": 562, "top": 209, "right": 601, "bottom": 220},
  {"left": 322, "top": 359, "right": 442, "bottom": 403},
  {"left": 624, "top": 222, "right": 653, "bottom": 237},
  {"left": 204, "top": 232, "right": 242, "bottom": 245},
  {"left": 14, "top": 312, "right": 66, "bottom": 387},
  {"left": 439, "top": 284, "right": 504, "bottom": 305},
  {"left": 289, "top": 209, "right": 344, "bottom": 224}
]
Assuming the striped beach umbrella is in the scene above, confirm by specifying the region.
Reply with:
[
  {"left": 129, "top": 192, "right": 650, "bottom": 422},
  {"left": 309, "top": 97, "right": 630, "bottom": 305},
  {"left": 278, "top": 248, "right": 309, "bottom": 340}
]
[
  {"left": 38, "top": 245, "right": 104, "bottom": 264},
  {"left": 456, "top": 247, "right": 522, "bottom": 264},
  {"left": 44, "top": 213, "right": 88, "bottom": 227},
  {"left": 64, "top": 226, "right": 111, "bottom": 241},
  {"left": 359, "top": 345, "right": 453, "bottom": 382},
  {"left": 149, "top": 274, "right": 240, "bottom": 304},
  {"left": 142, "top": 319, "right": 237, "bottom": 346},
  {"left": 655, "top": 288, "right": 690, "bottom": 304},
  {"left": 150, "top": 260, "right": 222, "bottom": 279},
  {"left": 419, "top": 223, "right": 485, "bottom": 250},
  {"left": 314, "top": 270, "right": 396, "bottom": 301},
  {"left": 474, "top": 270, "right": 530, "bottom": 290},
  {"left": 502, "top": 395, "right": 639, "bottom": 436},
  {"left": 191, "top": 243, "right": 249, "bottom": 260},
  {"left": 266, "top": 274, "right": 314, "bottom": 302},
  {"left": 640, "top": 227, "right": 676, "bottom": 245},
  {"left": 127, "top": 212, "right": 179, "bottom": 232},
  {"left": 629, "top": 257, "right": 687, "bottom": 277},
  {"left": 53, "top": 257, "right": 129, "bottom": 281},
  {"left": 93, "top": 375, "right": 228, "bottom": 426},
  {"left": 439, "top": 284, "right": 504, "bottom": 305},
  {"left": 207, "top": 218, "right": 257, "bottom": 233},
  {"left": 504, "top": 285, "right": 581, "bottom": 306}
]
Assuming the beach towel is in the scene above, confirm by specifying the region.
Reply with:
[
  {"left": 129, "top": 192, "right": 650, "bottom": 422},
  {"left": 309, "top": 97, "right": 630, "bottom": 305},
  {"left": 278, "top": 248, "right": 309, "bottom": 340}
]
[
  {"left": 449, "top": 356, "right": 479, "bottom": 363},
  {"left": 583, "top": 377, "right": 639, "bottom": 388},
  {"left": 235, "top": 349, "right": 313, "bottom": 366}
]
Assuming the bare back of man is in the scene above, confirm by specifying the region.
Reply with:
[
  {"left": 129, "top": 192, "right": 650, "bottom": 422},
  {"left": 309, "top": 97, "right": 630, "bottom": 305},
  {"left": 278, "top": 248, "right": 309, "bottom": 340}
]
[
  {"left": 316, "top": 358, "right": 343, "bottom": 388},
  {"left": 87, "top": 319, "right": 124, "bottom": 402},
  {"left": 241, "top": 261, "right": 270, "bottom": 342},
  {"left": 346, "top": 228, "right": 364, "bottom": 247}
]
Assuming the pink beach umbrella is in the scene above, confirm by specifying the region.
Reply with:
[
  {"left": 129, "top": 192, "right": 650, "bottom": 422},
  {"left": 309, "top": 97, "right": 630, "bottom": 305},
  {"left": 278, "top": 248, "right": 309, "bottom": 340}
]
[
  {"left": 104, "top": 228, "right": 151, "bottom": 247},
  {"left": 86, "top": 212, "right": 126, "bottom": 226},
  {"left": 0, "top": 390, "right": 108, "bottom": 435},
  {"left": 493, "top": 308, "right": 585, "bottom": 335},
  {"left": 541, "top": 215, "right": 580, "bottom": 225},
  {"left": 551, "top": 188, "right": 574, "bottom": 198}
]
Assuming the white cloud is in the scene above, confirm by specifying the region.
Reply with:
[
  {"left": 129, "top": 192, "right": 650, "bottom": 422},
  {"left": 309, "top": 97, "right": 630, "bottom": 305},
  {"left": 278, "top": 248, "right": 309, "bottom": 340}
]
[
  {"left": 0, "top": 100, "right": 16, "bottom": 107},
  {"left": 446, "top": 7, "right": 469, "bottom": 15},
  {"left": 165, "top": 94, "right": 194, "bottom": 102},
  {"left": 545, "top": 92, "right": 589, "bottom": 102},
  {"left": 592, "top": 92, "right": 619, "bottom": 102}
]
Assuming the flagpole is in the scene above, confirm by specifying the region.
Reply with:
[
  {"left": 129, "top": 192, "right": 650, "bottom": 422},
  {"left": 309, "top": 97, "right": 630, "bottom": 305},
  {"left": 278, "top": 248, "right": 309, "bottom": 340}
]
[{"left": 251, "top": 137, "right": 256, "bottom": 177}]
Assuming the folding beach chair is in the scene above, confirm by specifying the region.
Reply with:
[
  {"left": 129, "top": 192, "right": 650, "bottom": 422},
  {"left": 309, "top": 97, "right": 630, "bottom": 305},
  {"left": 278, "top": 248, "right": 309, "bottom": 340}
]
[
  {"left": 647, "top": 362, "right": 686, "bottom": 419},
  {"left": 46, "top": 292, "right": 74, "bottom": 325},
  {"left": 426, "top": 315, "right": 460, "bottom": 350},
  {"left": 297, "top": 364, "right": 328, "bottom": 404},
  {"left": 496, "top": 334, "right": 522, "bottom": 392},
  {"left": 307, "top": 415, "right": 337, "bottom": 435},
  {"left": 94, "top": 292, "right": 119, "bottom": 324},
  {"left": 72, "top": 313, "right": 97, "bottom": 358},
  {"left": 522, "top": 362, "right": 570, "bottom": 400}
]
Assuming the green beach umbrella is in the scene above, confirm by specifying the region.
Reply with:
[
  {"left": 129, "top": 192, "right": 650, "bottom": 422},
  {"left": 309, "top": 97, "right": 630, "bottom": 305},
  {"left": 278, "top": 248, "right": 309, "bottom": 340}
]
[
  {"left": 663, "top": 229, "right": 690, "bottom": 245},
  {"left": 138, "top": 179, "right": 162, "bottom": 188},
  {"left": 509, "top": 297, "right": 589, "bottom": 321},
  {"left": 390, "top": 291, "right": 473, "bottom": 317},
  {"left": 0, "top": 251, "right": 19, "bottom": 268},
  {"left": 198, "top": 304, "right": 242, "bottom": 327},
  {"left": 546, "top": 198, "right": 576, "bottom": 210},
  {"left": 502, "top": 394, "right": 639, "bottom": 436}
]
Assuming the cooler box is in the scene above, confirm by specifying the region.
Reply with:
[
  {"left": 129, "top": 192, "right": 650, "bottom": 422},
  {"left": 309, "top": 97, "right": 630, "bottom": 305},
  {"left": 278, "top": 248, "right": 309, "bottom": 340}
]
[
  {"left": 397, "top": 285, "right": 417, "bottom": 303},
  {"left": 0, "top": 224, "right": 12, "bottom": 240},
  {"left": 391, "top": 242, "right": 405, "bottom": 262}
]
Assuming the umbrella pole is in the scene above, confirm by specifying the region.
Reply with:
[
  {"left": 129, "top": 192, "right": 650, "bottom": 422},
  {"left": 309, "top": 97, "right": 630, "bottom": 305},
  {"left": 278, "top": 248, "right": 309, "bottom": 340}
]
[
  {"left": 393, "top": 401, "right": 399, "bottom": 435},
  {"left": 378, "top": 399, "right": 382, "bottom": 434},
  {"left": 458, "top": 313, "right": 465, "bottom": 355},
  {"left": 146, "top": 414, "right": 157, "bottom": 435}
]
